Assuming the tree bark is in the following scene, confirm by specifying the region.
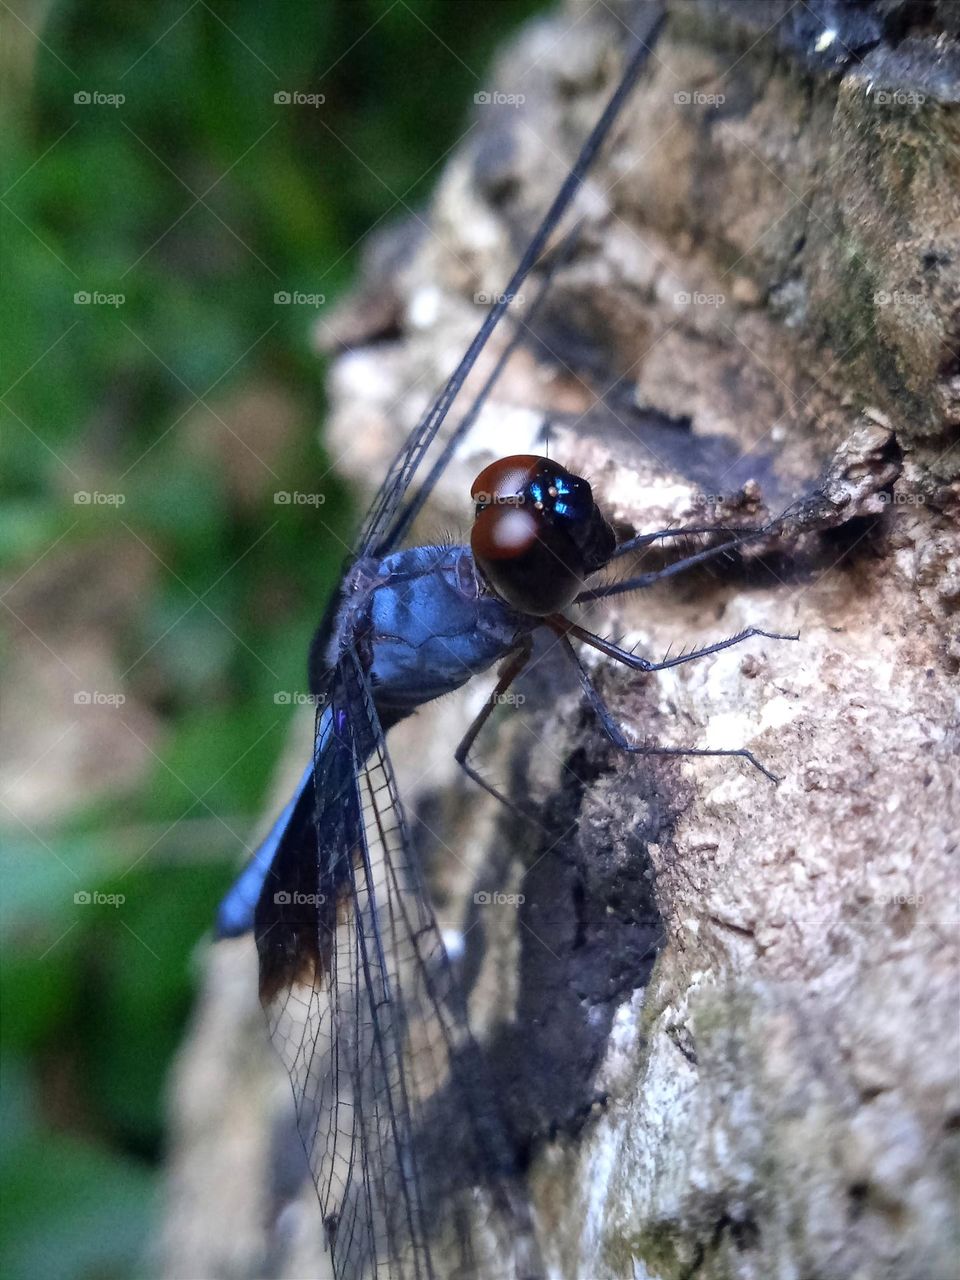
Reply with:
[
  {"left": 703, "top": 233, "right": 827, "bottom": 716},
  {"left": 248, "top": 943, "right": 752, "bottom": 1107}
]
[{"left": 162, "top": 3, "right": 960, "bottom": 1277}]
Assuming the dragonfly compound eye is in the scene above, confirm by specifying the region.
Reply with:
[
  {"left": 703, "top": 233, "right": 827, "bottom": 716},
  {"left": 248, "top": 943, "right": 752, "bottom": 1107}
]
[{"left": 470, "top": 454, "right": 616, "bottom": 615}]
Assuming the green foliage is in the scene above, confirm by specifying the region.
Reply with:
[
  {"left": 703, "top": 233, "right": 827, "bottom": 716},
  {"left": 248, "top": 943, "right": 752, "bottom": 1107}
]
[{"left": 1, "top": 1, "right": 542, "bottom": 1274}]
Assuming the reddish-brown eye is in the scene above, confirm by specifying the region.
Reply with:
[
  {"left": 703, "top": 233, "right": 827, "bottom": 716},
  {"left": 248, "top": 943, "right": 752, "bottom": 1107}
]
[
  {"left": 469, "top": 454, "right": 616, "bottom": 616},
  {"left": 471, "top": 504, "right": 539, "bottom": 561},
  {"left": 471, "top": 455, "right": 542, "bottom": 509}
]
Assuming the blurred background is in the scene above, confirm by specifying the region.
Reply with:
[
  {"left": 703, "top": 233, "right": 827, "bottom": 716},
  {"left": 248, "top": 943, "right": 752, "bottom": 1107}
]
[{"left": 0, "top": 2, "right": 543, "bottom": 1275}]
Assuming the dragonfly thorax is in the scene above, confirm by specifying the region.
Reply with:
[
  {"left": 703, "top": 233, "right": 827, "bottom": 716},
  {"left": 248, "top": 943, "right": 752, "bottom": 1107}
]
[{"left": 333, "top": 545, "right": 530, "bottom": 726}]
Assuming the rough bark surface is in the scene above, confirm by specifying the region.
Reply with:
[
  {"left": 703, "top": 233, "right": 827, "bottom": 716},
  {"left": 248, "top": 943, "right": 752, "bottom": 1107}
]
[{"left": 162, "top": 3, "right": 960, "bottom": 1278}]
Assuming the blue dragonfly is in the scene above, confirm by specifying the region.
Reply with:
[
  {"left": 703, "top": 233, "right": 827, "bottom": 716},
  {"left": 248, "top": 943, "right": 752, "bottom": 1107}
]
[{"left": 216, "top": 13, "right": 795, "bottom": 1278}]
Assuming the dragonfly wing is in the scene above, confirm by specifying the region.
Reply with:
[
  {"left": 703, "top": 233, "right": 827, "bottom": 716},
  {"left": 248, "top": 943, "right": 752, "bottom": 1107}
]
[
  {"left": 354, "top": 14, "right": 665, "bottom": 562},
  {"left": 255, "top": 650, "right": 538, "bottom": 1279}
]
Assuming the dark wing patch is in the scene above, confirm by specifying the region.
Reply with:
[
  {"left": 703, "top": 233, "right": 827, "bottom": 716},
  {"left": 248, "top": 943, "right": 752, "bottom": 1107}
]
[{"left": 253, "top": 703, "right": 343, "bottom": 1006}]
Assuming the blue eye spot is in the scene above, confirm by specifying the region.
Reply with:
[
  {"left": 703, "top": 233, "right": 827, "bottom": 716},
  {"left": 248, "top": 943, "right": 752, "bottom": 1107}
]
[{"left": 527, "top": 470, "right": 592, "bottom": 524}]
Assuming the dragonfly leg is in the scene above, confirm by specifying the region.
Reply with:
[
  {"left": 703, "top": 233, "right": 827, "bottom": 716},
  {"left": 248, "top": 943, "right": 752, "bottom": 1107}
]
[
  {"left": 556, "top": 634, "right": 781, "bottom": 783},
  {"left": 546, "top": 614, "right": 798, "bottom": 674},
  {"left": 611, "top": 523, "right": 762, "bottom": 560},
  {"left": 454, "top": 636, "right": 540, "bottom": 821},
  {"left": 581, "top": 500, "right": 804, "bottom": 603}
]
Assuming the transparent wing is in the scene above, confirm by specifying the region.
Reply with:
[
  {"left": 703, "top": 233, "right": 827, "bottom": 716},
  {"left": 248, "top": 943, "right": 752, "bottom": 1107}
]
[
  {"left": 355, "top": 15, "right": 665, "bottom": 561},
  {"left": 254, "top": 649, "right": 540, "bottom": 1280}
]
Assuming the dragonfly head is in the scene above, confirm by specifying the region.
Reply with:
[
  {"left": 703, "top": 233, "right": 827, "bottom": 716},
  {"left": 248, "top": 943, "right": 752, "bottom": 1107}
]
[{"left": 470, "top": 454, "right": 616, "bottom": 616}]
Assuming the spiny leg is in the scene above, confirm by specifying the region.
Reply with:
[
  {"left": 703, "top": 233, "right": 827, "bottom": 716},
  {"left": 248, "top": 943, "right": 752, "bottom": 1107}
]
[
  {"left": 578, "top": 535, "right": 751, "bottom": 601},
  {"left": 611, "top": 523, "right": 764, "bottom": 561},
  {"left": 556, "top": 634, "right": 781, "bottom": 783},
  {"left": 584, "top": 501, "right": 804, "bottom": 603},
  {"left": 453, "top": 636, "right": 541, "bottom": 823},
  {"left": 546, "top": 614, "right": 798, "bottom": 674}
]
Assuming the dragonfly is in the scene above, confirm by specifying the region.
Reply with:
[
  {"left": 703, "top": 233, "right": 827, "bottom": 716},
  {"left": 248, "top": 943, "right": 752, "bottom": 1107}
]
[{"left": 215, "top": 10, "right": 795, "bottom": 1278}]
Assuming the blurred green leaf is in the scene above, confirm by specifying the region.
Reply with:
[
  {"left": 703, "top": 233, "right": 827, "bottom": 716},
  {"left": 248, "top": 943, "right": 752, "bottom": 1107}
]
[{"left": 0, "top": 1114, "right": 155, "bottom": 1280}]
